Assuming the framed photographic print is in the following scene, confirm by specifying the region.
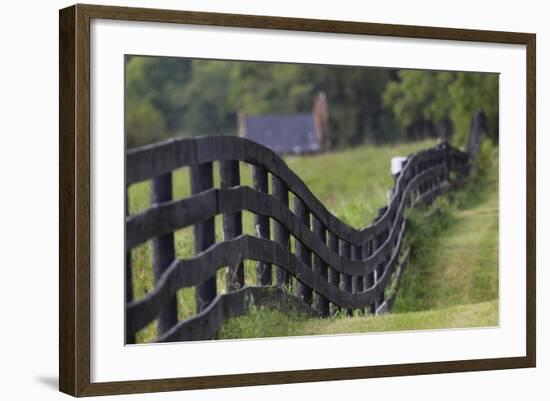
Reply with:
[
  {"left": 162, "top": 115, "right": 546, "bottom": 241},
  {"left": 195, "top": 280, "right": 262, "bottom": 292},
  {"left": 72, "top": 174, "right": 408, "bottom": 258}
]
[{"left": 59, "top": 3, "right": 536, "bottom": 397}]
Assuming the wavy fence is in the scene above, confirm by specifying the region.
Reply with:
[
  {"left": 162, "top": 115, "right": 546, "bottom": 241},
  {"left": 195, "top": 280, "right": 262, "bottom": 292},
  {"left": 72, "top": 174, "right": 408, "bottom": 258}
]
[{"left": 125, "top": 119, "right": 482, "bottom": 343}]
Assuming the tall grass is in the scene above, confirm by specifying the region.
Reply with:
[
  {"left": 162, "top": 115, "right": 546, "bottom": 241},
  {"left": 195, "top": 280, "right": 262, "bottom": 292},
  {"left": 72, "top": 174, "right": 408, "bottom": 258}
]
[{"left": 394, "top": 138, "right": 499, "bottom": 312}]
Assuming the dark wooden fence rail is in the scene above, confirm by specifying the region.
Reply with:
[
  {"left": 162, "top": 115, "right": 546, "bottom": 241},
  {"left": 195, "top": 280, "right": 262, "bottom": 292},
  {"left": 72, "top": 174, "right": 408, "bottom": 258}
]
[{"left": 125, "top": 112, "right": 484, "bottom": 343}]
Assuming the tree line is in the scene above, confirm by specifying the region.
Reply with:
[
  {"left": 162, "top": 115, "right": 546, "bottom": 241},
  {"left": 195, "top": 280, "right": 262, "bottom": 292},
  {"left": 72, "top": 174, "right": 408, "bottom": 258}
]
[{"left": 125, "top": 55, "right": 498, "bottom": 149}]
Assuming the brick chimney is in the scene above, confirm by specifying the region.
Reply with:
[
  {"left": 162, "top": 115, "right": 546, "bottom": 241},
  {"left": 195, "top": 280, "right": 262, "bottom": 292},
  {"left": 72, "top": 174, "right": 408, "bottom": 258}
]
[{"left": 313, "top": 92, "right": 329, "bottom": 151}]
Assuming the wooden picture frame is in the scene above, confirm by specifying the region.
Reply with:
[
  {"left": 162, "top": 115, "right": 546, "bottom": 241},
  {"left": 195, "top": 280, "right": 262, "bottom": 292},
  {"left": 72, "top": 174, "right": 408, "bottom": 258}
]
[{"left": 59, "top": 3, "right": 536, "bottom": 397}]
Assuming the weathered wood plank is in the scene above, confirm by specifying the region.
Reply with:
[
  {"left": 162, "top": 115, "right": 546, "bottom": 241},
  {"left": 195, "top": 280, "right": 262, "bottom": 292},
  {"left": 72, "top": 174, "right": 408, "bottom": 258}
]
[
  {"left": 352, "top": 243, "right": 364, "bottom": 315},
  {"left": 127, "top": 164, "right": 447, "bottom": 280},
  {"left": 127, "top": 159, "right": 448, "bottom": 253},
  {"left": 375, "top": 259, "right": 387, "bottom": 313},
  {"left": 127, "top": 223, "right": 408, "bottom": 335},
  {"left": 127, "top": 136, "right": 464, "bottom": 246},
  {"left": 295, "top": 196, "right": 313, "bottom": 305},
  {"left": 220, "top": 160, "right": 244, "bottom": 291},
  {"left": 272, "top": 175, "right": 290, "bottom": 286},
  {"left": 157, "top": 286, "right": 319, "bottom": 343},
  {"left": 126, "top": 188, "right": 217, "bottom": 251},
  {"left": 124, "top": 135, "right": 470, "bottom": 335},
  {"left": 363, "top": 240, "right": 376, "bottom": 314},
  {"left": 252, "top": 165, "right": 271, "bottom": 285},
  {"left": 327, "top": 231, "right": 341, "bottom": 315},
  {"left": 151, "top": 173, "right": 178, "bottom": 335},
  {"left": 125, "top": 197, "right": 135, "bottom": 344},
  {"left": 219, "top": 187, "right": 365, "bottom": 275},
  {"left": 312, "top": 216, "right": 329, "bottom": 317},
  {"left": 190, "top": 162, "right": 217, "bottom": 313},
  {"left": 340, "top": 240, "right": 353, "bottom": 316}
]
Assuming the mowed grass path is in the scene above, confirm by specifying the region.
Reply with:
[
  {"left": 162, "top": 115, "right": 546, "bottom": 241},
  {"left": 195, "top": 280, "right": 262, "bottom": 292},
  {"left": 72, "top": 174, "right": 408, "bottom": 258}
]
[
  {"left": 218, "top": 156, "right": 499, "bottom": 339},
  {"left": 394, "top": 178, "right": 499, "bottom": 313},
  {"left": 129, "top": 139, "right": 436, "bottom": 342}
]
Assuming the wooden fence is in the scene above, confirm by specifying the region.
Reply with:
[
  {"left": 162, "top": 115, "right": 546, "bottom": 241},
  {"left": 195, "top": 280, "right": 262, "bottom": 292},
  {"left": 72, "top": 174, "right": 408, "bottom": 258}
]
[{"left": 125, "top": 129, "right": 476, "bottom": 343}]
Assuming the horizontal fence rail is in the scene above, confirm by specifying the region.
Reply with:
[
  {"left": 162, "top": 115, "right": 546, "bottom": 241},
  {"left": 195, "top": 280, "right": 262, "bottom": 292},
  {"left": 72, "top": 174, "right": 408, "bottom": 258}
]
[{"left": 125, "top": 126, "right": 479, "bottom": 343}]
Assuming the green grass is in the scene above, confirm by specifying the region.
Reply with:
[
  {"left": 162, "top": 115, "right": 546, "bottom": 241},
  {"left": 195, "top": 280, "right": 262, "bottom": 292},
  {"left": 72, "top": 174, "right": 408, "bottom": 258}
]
[
  {"left": 129, "top": 139, "right": 436, "bottom": 343},
  {"left": 395, "top": 141, "right": 499, "bottom": 313},
  {"left": 129, "top": 138, "right": 500, "bottom": 342},
  {"left": 218, "top": 300, "right": 498, "bottom": 340},
  {"left": 395, "top": 186, "right": 499, "bottom": 312},
  {"left": 217, "top": 142, "right": 499, "bottom": 340}
]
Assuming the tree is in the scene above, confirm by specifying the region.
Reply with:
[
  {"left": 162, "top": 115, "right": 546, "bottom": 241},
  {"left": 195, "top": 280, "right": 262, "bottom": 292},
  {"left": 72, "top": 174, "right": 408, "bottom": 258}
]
[
  {"left": 383, "top": 70, "right": 498, "bottom": 147},
  {"left": 448, "top": 73, "right": 499, "bottom": 146},
  {"left": 125, "top": 55, "right": 498, "bottom": 150},
  {"left": 125, "top": 56, "right": 192, "bottom": 147}
]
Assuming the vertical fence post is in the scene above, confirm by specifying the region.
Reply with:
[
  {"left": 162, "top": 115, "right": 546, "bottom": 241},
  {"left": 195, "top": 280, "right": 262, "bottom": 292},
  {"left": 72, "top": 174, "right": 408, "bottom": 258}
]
[
  {"left": 413, "top": 165, "right": 419, "bottom": 202},
  {"left": 351, "top": 243, "right": 364, "bottom": 315},
  {"left": 294, "top": 196, "right": 312, "bottom": 305},
  {"left": 373, "top": 232, "right": 386, "bottom": 314},
  {"left": 443, "top": 143, "right": 451, "bottom": 183},
  {"left": 312, "top": 216, "right": 329, "bottom": 317},
  {"left": 328, "top": 231, "right": 341, "bottom": 315},
  {"left": 220, "top": 161, "right": 244, "bottom": 291},
  {"left": 340, "top": 240, "right": 353, "bottom": 316},
  {"left": 418, "top": 162, "right": 426, "bottom": 196},
  {"left": 272, "top": 175, "right": 290, "bottom": 287},
  {"left": 151, "top": 173, "right": 179, "bottom": 335},
  {"left": 125, "top": 194, "right": 135, "bottom": 344},
  {"left": 375, "top": 252, "right": 390, "bottom": 314},
  {"left": 364, "top": 240, "right": 376, "bottom": 314},
  {"left": 430, "top": 157, "right": 436, "bottom": 192},
  {"left": 252, "top": 166, "right": 272, "bottom": 286},
  {"left": 191, "top": 162, "right": 217, "bottom": 313}
]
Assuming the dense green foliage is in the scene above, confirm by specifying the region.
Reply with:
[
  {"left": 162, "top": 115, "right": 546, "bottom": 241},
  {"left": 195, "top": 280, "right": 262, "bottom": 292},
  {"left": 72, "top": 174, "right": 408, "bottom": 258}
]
[
  {"left": 125, "top": 56, "right": 498, "bottom": 148},
  {"left": 383, "top": 70, "right": 499, "bottom": 145}
]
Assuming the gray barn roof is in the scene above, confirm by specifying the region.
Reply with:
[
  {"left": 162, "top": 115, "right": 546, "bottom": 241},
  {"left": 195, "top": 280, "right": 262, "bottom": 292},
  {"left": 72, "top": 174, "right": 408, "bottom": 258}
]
[{"left": 245, "top": 113, "right": 320, "bottom": 154}]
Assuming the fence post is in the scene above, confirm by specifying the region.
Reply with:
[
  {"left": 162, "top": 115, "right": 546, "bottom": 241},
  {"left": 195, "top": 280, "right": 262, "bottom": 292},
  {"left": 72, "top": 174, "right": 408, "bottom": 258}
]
[
  {"left": 351, "top": 244, "right": 364, "bottom": 315},
  {"left": 313, "top": 216, "right": 329, "bottom": 317},
  {"left": 412, "top": 164, "right": 420, "bottom": 202},
  {"left": 151, "top": 173, "right": 179, "bottom": 335},
  {"left": 373, "top": 232, "right": 386, "bottom": 313},
  {"left": 375, "top": 253, "right": 390, "bottom": 314},
  {"left": 363, "top": 240, "right": 376, "bottom": 314},
  {"left": 419, "top": 163, "right": 426, "bottom": 197},
  {"left": 340, "top": 240, "right": 353, "bottom": 316},
  {"left": 125, "top": 195, "right": 135, "bottom": 344},
  {"left": 272, "top": 175, "right": 290, "bottom": 287},
  {"left": 294, "top": 196, "right": 312, "bottom": 305},
  {"left": 220, "top": 161, "right": 244, "bottom": 291},
  {"left": 465, "top": 110, "right": 487, "bottom": 176},
  {"left": 252, "top": 166, "right": 272, "bottom": 285},
  {"left": 439, "top": 144, "right": 448, "bottom": 183},
  {"left": 190, "top": 162, "right": 217, "bottom": 313},
  {"left": 328, "top": 231, "right": 341, "bottom": 315}
]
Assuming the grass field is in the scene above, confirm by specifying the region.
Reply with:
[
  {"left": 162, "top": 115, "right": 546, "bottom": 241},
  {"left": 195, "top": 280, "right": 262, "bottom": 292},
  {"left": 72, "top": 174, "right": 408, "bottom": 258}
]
[
  {"left": 218, "top": 161, "right": 499, "bottom": 339},
  {"left": 128, "top": 138, "right": 499, "bottom": 342}
]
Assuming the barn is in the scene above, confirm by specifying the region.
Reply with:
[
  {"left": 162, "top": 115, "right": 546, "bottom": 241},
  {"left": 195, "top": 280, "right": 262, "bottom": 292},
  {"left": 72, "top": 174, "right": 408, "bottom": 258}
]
[{"left": 238, "top": 93, "right": 329, "bottom": 155}]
